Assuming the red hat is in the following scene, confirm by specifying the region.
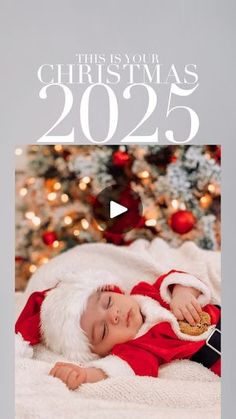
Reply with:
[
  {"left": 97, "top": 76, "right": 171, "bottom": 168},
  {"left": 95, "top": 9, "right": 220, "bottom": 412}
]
[
  {"left": 15, "top": 289, "right": 50, "bottom": 345},
  {"left": 15, "top": 280, "right": 123, "bottom": 362}
]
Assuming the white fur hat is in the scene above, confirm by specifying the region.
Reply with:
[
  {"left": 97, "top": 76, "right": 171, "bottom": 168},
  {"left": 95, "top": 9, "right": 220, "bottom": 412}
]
[
  {"left": 40, "top": 269, "right": 124, "bottom": 362},
  {"left": 16, "top": 270, "right": 121, "bottom": 362},
  {"left": 41, "top": 282, "right": 100, "bottom": 363}
]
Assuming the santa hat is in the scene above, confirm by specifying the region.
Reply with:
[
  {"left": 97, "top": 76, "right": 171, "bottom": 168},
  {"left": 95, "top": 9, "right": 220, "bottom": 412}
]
[{"left": 15, "top": 273, "right": 123, "bottom": 362}]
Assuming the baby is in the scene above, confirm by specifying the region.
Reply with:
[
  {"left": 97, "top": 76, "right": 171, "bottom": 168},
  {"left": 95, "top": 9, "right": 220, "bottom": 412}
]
[{"left": 15, "top": 270, "right": 221, "bottom": 391}]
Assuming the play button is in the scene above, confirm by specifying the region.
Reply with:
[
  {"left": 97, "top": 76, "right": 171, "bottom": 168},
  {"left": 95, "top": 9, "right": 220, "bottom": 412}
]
[
  {"left": 92, "top": 184, "right": 143, "bottom": 236},
  {"left": 110, "top": 201, "right": 128, "bottom": 219}
]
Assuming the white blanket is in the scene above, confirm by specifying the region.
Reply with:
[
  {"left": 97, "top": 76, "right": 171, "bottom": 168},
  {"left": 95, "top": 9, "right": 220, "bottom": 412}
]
[{"left": 15, "top": 238, "right": 221, "bottom": 419}]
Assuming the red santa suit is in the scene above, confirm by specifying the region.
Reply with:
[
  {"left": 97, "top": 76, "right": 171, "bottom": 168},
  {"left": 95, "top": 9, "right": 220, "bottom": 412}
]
[{"left": 88, "top": 270, "right": 221, "bottom": 378}]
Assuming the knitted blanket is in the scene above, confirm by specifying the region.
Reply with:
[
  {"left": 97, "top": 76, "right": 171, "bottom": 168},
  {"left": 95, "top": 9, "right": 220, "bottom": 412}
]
[{"left": 15, "top": 238, "right": 221, "bottom": 419}]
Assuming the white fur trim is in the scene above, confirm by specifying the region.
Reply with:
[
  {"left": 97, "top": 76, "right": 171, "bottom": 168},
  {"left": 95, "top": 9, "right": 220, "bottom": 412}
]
[
  {"left": 40, "top": 273, "right": 122, "bottom": 363},
  {"left": 133, "top": 295, "right": 174, "bottom": 338},
  {"left": 41, "top": 284, "right": 98, "bottom": 363},
  {"left": 87, "top": 354, "right": 135, "bottom": 378},
  {"left": 133, "top": 294, "right": 216, "bottom": 342},
  {"left": 160, "top": 272, "right": 211, "bottom": 306},
  {"left": 15, "top": 333, "right": 33, "bottom": 359}
]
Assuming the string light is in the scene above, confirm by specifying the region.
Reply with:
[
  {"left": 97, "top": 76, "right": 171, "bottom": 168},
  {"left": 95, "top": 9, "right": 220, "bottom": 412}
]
[
  {"left": 15, "top": 148, "right": 23, "bottom": 156},
  {"left": 208, "top": 184, "right": 216, "bottom": 194},
  {"left": 145, "top": 219, "right": 157, "bottom": 227},
  {"left": 32, "top": 216, "right": 41, "bottom": 226},
  {"left": 79, "top": 181, "right": 87, "bottom": 191},
  {"left": 27, "top": 177, "right": 36, "bottom": 185},
  {"left": 25, "top": 211, "right": 35, "bottom": 220},
  {"left": 171, "top": 199, "right": 179, "bottom": 210},
  {"left": 61, "top": 193, "right": 69, "bottom": 203},
  {"left": 52, "top": 240, "right": 60, "bottom": 248},
  {"left": 53, "top": 182, "right": 61, "bottom": 191},
  {"left": 73, "top": 229, "right": 80, "bottom": 236},
  {"left": 31, "top": 145, "right": 38, "bottom": 152},
  {"left": 19, "top": 187, "right": 28, "bottom": 197},
  {"left": 119, "top": 146, "right": 126, "bottom": 152},
  {"left": 138, "top": 170, "right": 150, "bottom": 179},
  {"left": 40, "top": 257, "right": 49, "bottom": 264},
  {"left": 200, "top": 194, "right": 213, "bottom": 209},
  {"left": 47, "top": 192, "right": 57, "bottom": 201},
  {"left": 81, "top": 218, "right": 89, "bottom": 229},
  {"left": 64, "top": 216, "right": 73, "bottom": 225},
  {"left": 29, "top": 264, "right": 37, "bottom": 273},
  {"left": 54, "top": 145, "right": 63, "bottom": 152},
  {"left": 82, "top": 176, "right": 91, "bottom": 184}
]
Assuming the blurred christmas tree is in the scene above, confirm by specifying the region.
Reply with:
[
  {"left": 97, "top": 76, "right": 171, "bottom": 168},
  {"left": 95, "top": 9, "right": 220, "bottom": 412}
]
[{"left": 15, "top": 145, "right": 221, "bottom": 290}]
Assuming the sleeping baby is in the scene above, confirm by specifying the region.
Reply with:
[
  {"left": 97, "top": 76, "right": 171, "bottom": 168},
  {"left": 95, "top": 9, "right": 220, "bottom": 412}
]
[{"left": 15, "top": 270, "right": 221, "bottom": 390}]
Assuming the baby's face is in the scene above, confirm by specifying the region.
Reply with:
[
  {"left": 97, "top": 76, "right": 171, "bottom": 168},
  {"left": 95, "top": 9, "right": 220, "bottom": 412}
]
[{"left": 80, "top": 290, "right": 143, "bottom": 356}]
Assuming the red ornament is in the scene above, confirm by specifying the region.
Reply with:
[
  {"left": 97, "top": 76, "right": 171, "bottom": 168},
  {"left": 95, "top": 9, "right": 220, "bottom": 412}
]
[
  {"left": 15, "top": 256, "right": 25, "bottom": 263},
  {"left": 42, "top": 231, "right": 58, "bottom": 246},
  {"left": 112, "top": 151, "right": 130, "bottom": 167},
  {"left": 169, "top": 210, "right": 196, "bottom": 235},
  {"left": 170, "top": 155, "right": 177, "bottom": 163},
  {"left": 207, "top": 145, "right": 221, "bottom": 164},
  {"left": 87, "top": 195, "right": 97, "bottom": 206},
  {"left": 215, "top": 146, "right": 221, "bottom": 164},
  {"left": 62, "top": 149, "right": 71, "bottom": 161}
]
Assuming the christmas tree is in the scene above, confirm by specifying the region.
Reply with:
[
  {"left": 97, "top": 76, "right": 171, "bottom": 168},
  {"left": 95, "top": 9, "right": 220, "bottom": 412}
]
[{"left": 15, "top": 145, "right": 221, "bottom": 290}]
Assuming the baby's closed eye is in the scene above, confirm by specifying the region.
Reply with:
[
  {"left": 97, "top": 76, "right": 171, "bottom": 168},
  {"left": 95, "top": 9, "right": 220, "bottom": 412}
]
[
  {"left": 102, "top": 323, "right": 107, "bottom": 340},
  {"left": 106, "top": 296, "right": 112, "bottom": 308}
]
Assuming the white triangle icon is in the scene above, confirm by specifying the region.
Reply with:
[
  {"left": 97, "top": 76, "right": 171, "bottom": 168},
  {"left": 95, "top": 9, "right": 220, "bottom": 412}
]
[{"left": 110, "top": 201, "right": 128, "bottom": 219}]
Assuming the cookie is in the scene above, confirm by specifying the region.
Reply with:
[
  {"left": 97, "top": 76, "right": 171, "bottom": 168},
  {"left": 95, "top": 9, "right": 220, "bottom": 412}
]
[{"left": 178, "top": 311, "right": 211, "bottom": 336}]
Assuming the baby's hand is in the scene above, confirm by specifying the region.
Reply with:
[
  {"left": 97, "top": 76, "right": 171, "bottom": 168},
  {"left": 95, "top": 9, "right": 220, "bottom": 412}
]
[
  {"left": 170, "top": 284, "right": 202, "bottom": 326},
  {"left": 49, "top": 362, "right": 87, "bottom": 390},
  {"left": 100, "top": 284, "right": 116, "bottom": 292}
]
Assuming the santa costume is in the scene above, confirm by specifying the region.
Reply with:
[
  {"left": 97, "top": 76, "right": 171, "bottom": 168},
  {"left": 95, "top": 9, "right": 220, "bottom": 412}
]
[{"left": 15, "top": 270, "right": 221, "bottom": 377}]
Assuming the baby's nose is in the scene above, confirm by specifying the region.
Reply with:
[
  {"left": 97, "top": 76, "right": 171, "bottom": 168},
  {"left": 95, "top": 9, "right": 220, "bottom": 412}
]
[{"left": 109, "top": 308, "right": 119, "bottom": 325}]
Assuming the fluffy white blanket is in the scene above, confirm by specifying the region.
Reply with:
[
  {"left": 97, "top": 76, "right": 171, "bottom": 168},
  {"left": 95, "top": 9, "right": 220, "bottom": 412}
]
[{"left": 15, "top": 238, "right": 221, "bottom": 419}]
